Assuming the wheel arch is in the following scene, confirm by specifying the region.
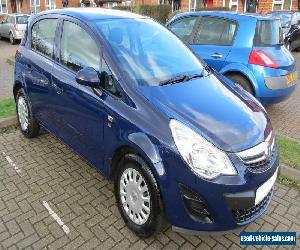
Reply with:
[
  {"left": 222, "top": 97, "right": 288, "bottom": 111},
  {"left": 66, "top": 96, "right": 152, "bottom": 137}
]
[{"left": 13, "top": 81, "right": 23, "bottom": 100}]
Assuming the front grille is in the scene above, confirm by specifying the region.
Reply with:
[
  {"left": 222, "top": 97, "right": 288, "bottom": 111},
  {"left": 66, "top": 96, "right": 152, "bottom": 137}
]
[
  {"left": 232, "top": 189, "right": 273, "bottom": 224},
  {"left": 245, "top": 147, "right": 276, "bottom": 173},
  {"left": 237, "top": 132, "right": 276, "bottom": 173}
]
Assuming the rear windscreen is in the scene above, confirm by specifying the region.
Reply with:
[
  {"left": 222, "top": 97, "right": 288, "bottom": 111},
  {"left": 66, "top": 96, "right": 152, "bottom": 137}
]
[
  {"left": 254, "top": 20, "right": 283, "bottom": 46},
  {"left": 16, "top": 16, "right": 29, "bottom": 24}
]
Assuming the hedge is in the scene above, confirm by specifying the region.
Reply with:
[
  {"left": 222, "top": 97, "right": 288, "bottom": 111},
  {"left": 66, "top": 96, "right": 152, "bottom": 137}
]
[
  {"left": 113, "top": 5, "right": 229, "bottom": 24},
  {"left": 113, "top": 5, "right": 171, "bottom": 24}
]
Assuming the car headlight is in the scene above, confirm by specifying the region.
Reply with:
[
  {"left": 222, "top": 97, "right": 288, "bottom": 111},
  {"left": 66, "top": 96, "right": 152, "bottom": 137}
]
[{"left": 170, "top": 119, "right": 236, "bottom": 180}]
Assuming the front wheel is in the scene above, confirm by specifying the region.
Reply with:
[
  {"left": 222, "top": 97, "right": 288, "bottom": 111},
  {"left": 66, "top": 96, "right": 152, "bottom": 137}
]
[
  {"left": 115, "top": 154, "right": 165, "bottom": 238},
  {"left": 16, "top": 89, "right": 40, "bottom": 138},
  {"left": 9, "top": 33, "right": 16, "bottom": 45}
]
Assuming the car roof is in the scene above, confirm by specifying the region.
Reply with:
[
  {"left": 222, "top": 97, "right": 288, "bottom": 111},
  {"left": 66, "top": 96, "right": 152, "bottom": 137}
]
[
  {"left": 36, "top": 8, "right": 145, "bottom": 21},
  {"left": 173, "top": 11, "right": 275, "bottom": 21}
]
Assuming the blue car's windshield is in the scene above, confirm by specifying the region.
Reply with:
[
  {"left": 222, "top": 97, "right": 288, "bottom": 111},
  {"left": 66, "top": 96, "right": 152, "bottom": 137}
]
[{"left": 94, "top": 18, "right": 205, "bottom": 86}]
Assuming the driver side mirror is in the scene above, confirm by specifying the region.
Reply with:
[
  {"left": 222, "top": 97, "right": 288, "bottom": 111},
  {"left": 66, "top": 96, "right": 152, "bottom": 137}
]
[{"left": 75, "top": 67, "right": 100, "bottom": 88}]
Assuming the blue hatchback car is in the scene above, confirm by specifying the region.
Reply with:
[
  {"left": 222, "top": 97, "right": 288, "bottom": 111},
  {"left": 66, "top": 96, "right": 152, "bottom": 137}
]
[
  {"left": 15, "top": 8, "right": 279, "bottom": 237},
  {"left": 166, "top": 12, "right": 297, "bottom": 105}
]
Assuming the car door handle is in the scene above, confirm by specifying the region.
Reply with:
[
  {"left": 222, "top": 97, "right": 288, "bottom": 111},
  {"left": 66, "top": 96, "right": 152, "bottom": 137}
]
[
  {"left": 52, "top": 83, "right": 63, "bottom": 94},
  {"left": 107, "top": 115, "right": 114, "bottom": 127},
  {"left": 211, "top": 53, "right": 223, "bottom": 59}
]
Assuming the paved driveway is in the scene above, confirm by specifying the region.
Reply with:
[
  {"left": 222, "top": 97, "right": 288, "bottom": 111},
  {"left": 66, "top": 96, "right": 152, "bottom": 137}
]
[{"left": 0, "top": 130, "right": 299, "bottom": 249}]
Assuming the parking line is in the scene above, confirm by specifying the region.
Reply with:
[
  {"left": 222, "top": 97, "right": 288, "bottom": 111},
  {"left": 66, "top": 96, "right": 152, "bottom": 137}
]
[
  {"left": 42, "top": 201, "right": 70, "bottom": 234},
  {"left": 2, "top": 152, "right": 21, "bottom": 174}
]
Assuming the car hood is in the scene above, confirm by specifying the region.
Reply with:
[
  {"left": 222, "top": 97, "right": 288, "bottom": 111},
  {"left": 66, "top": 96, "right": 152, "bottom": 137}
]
[{"left": 139, "top": 74, "right": 270, "bottom": 152}]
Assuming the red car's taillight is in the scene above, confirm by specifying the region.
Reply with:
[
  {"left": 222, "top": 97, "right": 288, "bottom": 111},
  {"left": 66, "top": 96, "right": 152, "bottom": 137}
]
[{"left": 248, "top": 50, "right": 278, "bottom": 68}]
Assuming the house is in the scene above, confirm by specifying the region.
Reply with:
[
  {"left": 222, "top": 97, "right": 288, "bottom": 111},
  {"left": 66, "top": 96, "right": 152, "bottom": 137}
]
[
  {"left": 136, "top": 0, "right": 299, "bottom": 13},
  {"left": 0, "top": 0, "right": 122, "bottom": 14},
  {"left": 0, "top": 0, "right": 298, "bottom": 16}
]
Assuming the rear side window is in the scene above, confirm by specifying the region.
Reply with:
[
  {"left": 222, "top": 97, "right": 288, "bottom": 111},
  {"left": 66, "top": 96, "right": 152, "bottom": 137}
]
[
  {"left": 194, "top": 16, "right": 237, "bottom": 46},
  {"left": 60, "top": 21, "right": 99, "bottom": 72},
  {"left": 16, "top": 16, "right": 29, "bottom": 24},
  {"left": 31, "top": 19, "right": 58, "bottom": 58},
  {"left": 254, "top": 20, "right": 283, "bottom": 46},
  {"left": 168, "top": 16, "right": 197, "bottom": 42}
]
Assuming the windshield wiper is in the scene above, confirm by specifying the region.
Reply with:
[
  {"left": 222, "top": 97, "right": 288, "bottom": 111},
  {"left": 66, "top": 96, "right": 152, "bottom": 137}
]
[
  {"left": 159, "top": 74, "right": 190, "bottom": 86},
  {"left": 159, "top": 73, "right": 204, "bottom": 86}
]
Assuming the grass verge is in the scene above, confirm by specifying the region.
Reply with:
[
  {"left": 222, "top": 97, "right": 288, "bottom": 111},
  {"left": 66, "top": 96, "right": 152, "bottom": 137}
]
[
  {"left": 277, "top": 135, "right": 300, "bottom": 170},
  {"left": 0, "top": 98, "right": 15, "bottom": 118},
  {"left": 278, "top": 176, "right": 300, "bottom": 190}
]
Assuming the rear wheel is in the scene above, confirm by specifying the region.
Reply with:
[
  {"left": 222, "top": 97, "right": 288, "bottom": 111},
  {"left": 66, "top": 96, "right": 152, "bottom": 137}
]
[
  {"left": 16, "top": 89, "right": 40, "bottom": 138},
  {"left": 9, "top": 32, "right": 16, "bottom": 45},
  {"left": 226, "top": 73, "right": 254, "bottom": 95},
  {"left": 115, "top": 154, "right": 165, "bottom": 238}
]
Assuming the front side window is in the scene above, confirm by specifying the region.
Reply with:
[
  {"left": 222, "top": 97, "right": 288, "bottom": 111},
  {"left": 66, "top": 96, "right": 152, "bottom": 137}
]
[
  {"left": 95, "top": 18, "right": 204, "bottom": 86},
  {"left": 0, "top": 0, "right": 7, "bottom": 13},
  {"left": 31, "top": 0, "right": 40, "bottom": 14},
  {"left": 169, "top": 16, "right": 197, "bottom": 42},
  {"left": 31, "top": 19, "right": 57, "bottom": 58},
  {"left": 194, "top": 16, "right": 237, "bottom": 46},
  {"left": 254, "top": 20, "right": 283, "bottom": 46},
  {"left": 60, "top": 21, "right": 99, "bottom": 72}
]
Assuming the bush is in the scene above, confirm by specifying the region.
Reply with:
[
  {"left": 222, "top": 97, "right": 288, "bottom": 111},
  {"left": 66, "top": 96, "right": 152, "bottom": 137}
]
[
  {"left": 135, "top": 5, "right": 172, "bottom": 24},
  {"left": 168, "top": 7, "right": 229, "bottom": 20},
  {"left": 112, "top": 5, "right": 132, "bottom": 12}
]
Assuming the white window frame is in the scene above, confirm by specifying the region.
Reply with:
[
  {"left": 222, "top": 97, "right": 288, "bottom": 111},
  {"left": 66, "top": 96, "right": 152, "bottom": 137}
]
[
  {"left": 189, "top": 0, "right": 199, "bottom": 11},
  {"left": 272, "top": 0, "right": 292, "bottom": 10},
  {"left": 223, "top": 0, "right": 238, "bottom": 11},
  {"left": 31, "top": 0, "right": 40, "bottom": 14},
  {"left": 0, "top": 0, "right": 8, "bottom": 13},
  {"left": 158, "top": 0, "right": 168, "bottom": 4},
  {"left": 45, "top": 0, "right": 56, "bottom": 9}
]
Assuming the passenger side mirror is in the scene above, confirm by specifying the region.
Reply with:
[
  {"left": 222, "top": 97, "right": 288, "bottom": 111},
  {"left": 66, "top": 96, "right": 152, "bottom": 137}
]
[{"left": 75, "top": 67, "right": 100, "bottom": 88}]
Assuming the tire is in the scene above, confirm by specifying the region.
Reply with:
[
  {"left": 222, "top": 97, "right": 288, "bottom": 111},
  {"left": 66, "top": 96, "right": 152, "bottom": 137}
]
[
  {"left": 9, "top": 32, "right": 16, "bottom": 45},
  {"left": 115, "top": 154, "right": 165, "bottom": 238},
  {"left": 226, "top": 74, "right": 254, "bottom": 95},
  {"left": 16, "top": 89, "right": 40, "bottom": 138}
]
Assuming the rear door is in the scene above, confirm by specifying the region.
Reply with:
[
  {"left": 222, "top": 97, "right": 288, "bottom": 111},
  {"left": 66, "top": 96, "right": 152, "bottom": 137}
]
[
  {"left": 189, "top": 16, "right": 237, "bottom": 71},
  {"left": 1, "top": 15, "right": 10, "bottom": 37},
  {"left": 22, "top": 17, "right": 58, "bottom": 128}
]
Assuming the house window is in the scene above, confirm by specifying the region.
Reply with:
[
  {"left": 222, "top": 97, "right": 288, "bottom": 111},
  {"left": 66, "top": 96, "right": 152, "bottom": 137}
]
[
  {"left": 224, "top": 0, "right": 238, "bottom": 11},
  {"left": 159, "top": 0, "right": 167, "bottom": 4},
  {"left": 31, "top": 0, "right": 40, "bottom": 13},
  {"left": 0, "top": 0, "right": 7, "bottom": 13},
  {"left": 45, "top": 0, "right": 56, "bottom": 9},
  {"left": 272, "top": 0, "right": 292, "bottom": 10},
  {"left": 189, "top": 0, "right": 205, "bottom": 11}
]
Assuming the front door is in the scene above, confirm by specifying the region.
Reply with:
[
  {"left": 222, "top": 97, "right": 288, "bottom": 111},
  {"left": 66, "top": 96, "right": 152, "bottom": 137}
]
[
  {"left": 190, "top": 16, "right": 237, "bottom": 71},
  {"left": 51, "top": 19, "right": 105, "bottom": 169}
]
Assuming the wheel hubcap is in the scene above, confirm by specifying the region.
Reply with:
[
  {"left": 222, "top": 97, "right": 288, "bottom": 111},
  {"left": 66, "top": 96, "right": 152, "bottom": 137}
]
[
  {"left": 120, "top": 168, "right": 151, "bottom": 225},
  {"left": 10, "top": 34, "right": 13, "bottom": 43},
  {"left": 18, "top": 96, "right": 29, "bottom": 130}
]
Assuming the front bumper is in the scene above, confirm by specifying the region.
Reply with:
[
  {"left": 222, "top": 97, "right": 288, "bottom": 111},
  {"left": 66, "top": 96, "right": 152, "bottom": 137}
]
[{"left": 158, "top": 142, "right": 279, "bottom": 233}]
